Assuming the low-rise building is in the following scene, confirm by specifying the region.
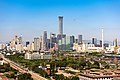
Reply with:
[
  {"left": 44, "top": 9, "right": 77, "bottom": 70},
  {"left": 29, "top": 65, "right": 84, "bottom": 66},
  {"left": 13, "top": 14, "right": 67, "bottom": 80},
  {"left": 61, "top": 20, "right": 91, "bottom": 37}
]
[
  {"left": 73, "top": 43, "right": 102, "bottom": 53},
  {"left": 79, "top": 69, "right": 120, "bottom": 80},
  {"left": 25, "top": 52, "right": 52, "bottom": 60}
]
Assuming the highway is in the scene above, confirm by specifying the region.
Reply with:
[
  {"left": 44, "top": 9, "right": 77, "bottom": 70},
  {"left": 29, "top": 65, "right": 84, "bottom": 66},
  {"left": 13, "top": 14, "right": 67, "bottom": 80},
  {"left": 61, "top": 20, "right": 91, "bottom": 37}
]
[{"left": 3, "top": 57, "right": 47, "bottom": 80}]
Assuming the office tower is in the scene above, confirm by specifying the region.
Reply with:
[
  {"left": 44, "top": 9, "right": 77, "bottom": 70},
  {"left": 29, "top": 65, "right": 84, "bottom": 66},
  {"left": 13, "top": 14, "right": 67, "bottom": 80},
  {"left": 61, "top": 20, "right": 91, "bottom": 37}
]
[
  {"left": 61, "top": 35, "right": 66, "bottom": 50},
  {"left": 50, "top": 33, "right": 57, "bottom": 48},
  {"left": 47, "top": 39, "right": 50, "bottom": 49},
  {"left": 43, "top": 31, "right": 47, "bottom": 42},
  {"left": 57, "top": 34, "right": 66, "bottom": 50},
  {"left": 42, "top": 31, "right": 47, "bottom": 51},
  {"left": 92, "top": 38, "right": 97, "bottom": 45},
  {"left": 66, "top": 36, "right": 74, "bottom": 50},
  {"left": 57, "top": 34, "right": 62, "bottom": 41},
  {"left": 57, "top": 34, "right": 62, "bottom": 50},
  {"left": 26, "top": 41, "right": 30, "bottom": 47},
  {"left": 78, "top": 35, "right": 82, "bottom": 44},
  {"left": 40, "top": 36, "right": 43, "bottom": 50},
  {"left": 58, "top": 16, "right": 63, "bottom": 35},
  {"left": 34, "top": 37, "right": 40, "bottom": 51},
  {"left": 75, "top": 39, "right": 78, "bottom": 43},
  {"left": 100, "top": 40, "right": 102, "bottom": 47},
  {"left": 70, "top": 35, "right": 75, "bottom": 44},
  {"left": 104, "top": 43, "right": 109, "bottom": 48}
]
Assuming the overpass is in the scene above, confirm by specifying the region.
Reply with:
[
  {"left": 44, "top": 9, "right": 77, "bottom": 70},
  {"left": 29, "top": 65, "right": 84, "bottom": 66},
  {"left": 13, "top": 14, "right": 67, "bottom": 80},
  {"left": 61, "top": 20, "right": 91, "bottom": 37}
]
[{"left": 3, "top": 57, "right": 47, "bottom": 80}]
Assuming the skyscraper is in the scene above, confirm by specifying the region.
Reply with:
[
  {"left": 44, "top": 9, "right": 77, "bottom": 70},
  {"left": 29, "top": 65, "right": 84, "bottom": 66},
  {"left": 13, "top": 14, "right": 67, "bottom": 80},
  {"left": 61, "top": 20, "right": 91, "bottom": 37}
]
[
  {"left": 70, "top": 35, "right": 75, "bottom": 44},
  {"left": 40, "top": 36, "right": 43, "bottom": 50},
  {"left": 92, "top": 38, "right": 97, "bottom": 45},
  {"left": 78, "top": 35, "right": 82, "bottom": 44},
  {"left": 42, "top": 31, "right": 47, "bottom": 51},
  {"left": 50, "top": 33, "right": 56, "bottom": 48},
  {"left": 66, "top": 36, "right": 74, "bottom": 50},
  {"left": 58, "top": 16, "right": 63, "bottom": 35},
  {"left": 34, "top": 37, "right": 40, "bottom": 51}
]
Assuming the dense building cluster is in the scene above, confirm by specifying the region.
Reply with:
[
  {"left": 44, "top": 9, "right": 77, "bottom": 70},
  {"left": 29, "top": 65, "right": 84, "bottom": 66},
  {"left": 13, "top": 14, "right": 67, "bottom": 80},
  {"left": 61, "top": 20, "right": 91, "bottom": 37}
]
[{"left": 0, "top": 16, "right": 120, "bottom": 54}]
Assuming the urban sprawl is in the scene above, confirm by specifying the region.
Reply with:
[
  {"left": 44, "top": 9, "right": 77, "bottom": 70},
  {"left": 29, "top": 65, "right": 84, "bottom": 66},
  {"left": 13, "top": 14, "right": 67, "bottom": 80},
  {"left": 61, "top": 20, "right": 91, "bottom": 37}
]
[{"left": 0, "top": 16, "right": 120, "bottom": 80}]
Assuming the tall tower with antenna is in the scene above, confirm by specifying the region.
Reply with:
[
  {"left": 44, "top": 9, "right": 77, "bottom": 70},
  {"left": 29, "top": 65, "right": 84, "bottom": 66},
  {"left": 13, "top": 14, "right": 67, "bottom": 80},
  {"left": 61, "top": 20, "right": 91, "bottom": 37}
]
[{"left": 102, "top": 28, "right": 104, "bottom": 52}]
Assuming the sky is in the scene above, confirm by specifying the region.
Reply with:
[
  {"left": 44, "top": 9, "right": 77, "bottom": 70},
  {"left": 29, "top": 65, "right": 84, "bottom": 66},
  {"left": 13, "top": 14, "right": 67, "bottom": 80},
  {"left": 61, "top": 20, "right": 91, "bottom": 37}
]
[{"left": 0, "top": 0, "right": 120, "bottom": 42}]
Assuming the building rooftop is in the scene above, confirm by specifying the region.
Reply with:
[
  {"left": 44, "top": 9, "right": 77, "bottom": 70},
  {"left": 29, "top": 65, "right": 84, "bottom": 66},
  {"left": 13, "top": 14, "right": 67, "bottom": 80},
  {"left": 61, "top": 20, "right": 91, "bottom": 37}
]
[{"left": 80, "top": 69, "right": 120, "bottom": 79}]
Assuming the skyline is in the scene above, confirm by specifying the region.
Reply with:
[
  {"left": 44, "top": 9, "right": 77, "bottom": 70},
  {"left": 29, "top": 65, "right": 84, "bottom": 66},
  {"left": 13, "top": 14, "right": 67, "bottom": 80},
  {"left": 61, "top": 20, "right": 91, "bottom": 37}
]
[{"left": 0, "top": 0, "right": 120, "bottom": 42}]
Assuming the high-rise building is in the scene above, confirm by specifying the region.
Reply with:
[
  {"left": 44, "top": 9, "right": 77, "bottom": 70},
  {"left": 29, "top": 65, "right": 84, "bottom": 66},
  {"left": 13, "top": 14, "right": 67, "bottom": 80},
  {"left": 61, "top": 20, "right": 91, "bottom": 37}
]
[
  {"left": 50, "top": 33, "right": 57, "bottom": 48},
  {"left": 61, "top": 35, "right": 66, "bottom": 50},
  {"left": 70, "top": 35, "right": 75, "bottom": 44},
  {"left": 40, "top": 36, "right": 43, "bottom": 50},
  {"left": 42, "top": 31, "right": 47, "bottom": 51},
  {"left": 78, "top": 35, "right": 82, "bottom": 44},
  {"left": 75, "top": 39, "right": 78, "bottom": 43},
  {"left": 58, "top": 34, "right": 66, "bottom": 50},
  {"left": 47, "top": 39, "right": 50, "bottom": 49},
  {"left": 26, "top": 41, "right": 30, "bottom": 47},
  {"left": 92, "top": 38, "right": 97, "bottom": 45},
  {"left": 66, "top": 36, "right": 74, "bottom": 50},
  {"left": 58, "top": 16, "right": 63, "bottom": 35},
  {"left": 34, "top": 37, "right": 40, "bottom": 51}
]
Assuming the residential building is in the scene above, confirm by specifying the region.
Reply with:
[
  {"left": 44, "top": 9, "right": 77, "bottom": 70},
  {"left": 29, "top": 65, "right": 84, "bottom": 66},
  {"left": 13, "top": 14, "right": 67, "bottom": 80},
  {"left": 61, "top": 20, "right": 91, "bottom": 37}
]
[
  {"left": 25, "top": 52, "right": 52, "bottom": 60},
  {"left": 34, "top": 37, "right": 40, "bottom": 51}
]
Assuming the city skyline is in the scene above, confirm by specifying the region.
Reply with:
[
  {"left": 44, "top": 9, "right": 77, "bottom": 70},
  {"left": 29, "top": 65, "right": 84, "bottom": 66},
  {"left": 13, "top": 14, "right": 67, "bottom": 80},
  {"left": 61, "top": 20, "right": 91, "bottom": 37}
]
[{"left": 0, "top": 0, "right": 120, "bottom": 42}]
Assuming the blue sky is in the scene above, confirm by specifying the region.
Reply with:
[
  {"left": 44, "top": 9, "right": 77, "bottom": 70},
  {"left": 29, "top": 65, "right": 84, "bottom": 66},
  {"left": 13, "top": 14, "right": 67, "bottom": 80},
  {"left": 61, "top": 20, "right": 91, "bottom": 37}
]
[{"left": 0, "top": 0, "right": 120, "bottom": 42}]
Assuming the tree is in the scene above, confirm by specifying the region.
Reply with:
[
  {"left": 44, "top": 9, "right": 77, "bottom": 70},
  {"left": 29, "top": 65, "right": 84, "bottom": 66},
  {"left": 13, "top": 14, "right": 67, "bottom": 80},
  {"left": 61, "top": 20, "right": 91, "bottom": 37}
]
[
  {"left": 92, "top": 60, "right": 100, "bottom": 69},
  {"left": 17, "top": 73, "right": 33, "bottom": 80},
  {"left": 53, "top": 74, "right": 64, "bottom": 80},
  {"left": 71, "top": 76, "right": 79, "bottom": 80}
]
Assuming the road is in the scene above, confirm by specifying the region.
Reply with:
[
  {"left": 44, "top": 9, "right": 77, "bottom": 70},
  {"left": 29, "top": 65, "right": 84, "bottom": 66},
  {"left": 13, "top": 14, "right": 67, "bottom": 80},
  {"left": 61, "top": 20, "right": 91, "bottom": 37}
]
[{"left": 3, "top": 57, "right": 47, "bottom": 80}]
